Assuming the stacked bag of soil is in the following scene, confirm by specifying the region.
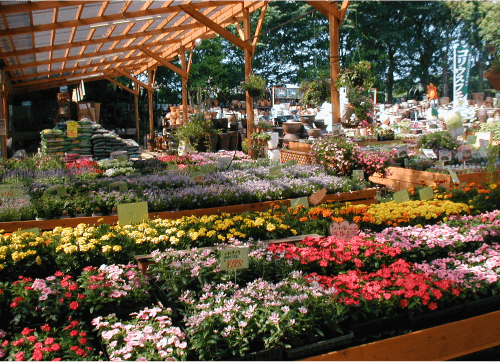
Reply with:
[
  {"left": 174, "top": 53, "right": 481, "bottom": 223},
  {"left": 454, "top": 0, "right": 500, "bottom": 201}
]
[
  {"left": 91, "top": 124, "right": 141, "bottom": 160},
  {"left": 39, "top": 129, "right": 66, "bottom": 156}
]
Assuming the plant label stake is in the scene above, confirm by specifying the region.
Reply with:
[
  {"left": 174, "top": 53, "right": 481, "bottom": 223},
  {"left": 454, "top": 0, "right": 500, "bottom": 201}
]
[
  {"left": 329, "top": 220, "right": 359, "bottom": 240},
  {"left": 0, "top": 184, "right": 24, "bottom": 199},
  {"left": 447, "top": 167, "right": 461, "bottom": 185},
  {"left": 419, "top": 187, "right": 434, "bottom": 201},
  {"left": 221, "top": 248, "right": 249, "bottom": 285},
  {"left": 67, "top": 121, "right": 78, "bottom": 138},
  {"left": 117, "top": 201, "right": 149, "bottom": 225},
  {"left": 290, "top": 196, "right": 309, "bottom": 209},
  {"left": 393, "top": 190, "right": 410, "bottom": 203}
]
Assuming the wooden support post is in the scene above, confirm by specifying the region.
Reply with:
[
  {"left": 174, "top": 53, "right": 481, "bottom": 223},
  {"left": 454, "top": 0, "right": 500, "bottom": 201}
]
[
  {"left": 243, "top": 8, "right": 254, "bottom": 156},
  {"left": 0, "top": 69, "right": 7, "bottom": 158},
  {"left": 134, "top": 83, "right": 139, "bottom": 144},
  {"left": 180, "top": 46, "right": 188, "bottom": 126},
  {"left": 329, "top": 12, "right": 340, "bottom": 124},
  {"left": 148, "top": 68, "right": 154, "bottom": 150}
]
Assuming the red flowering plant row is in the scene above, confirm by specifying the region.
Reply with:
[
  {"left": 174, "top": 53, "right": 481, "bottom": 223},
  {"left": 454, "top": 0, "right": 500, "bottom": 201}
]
[
  {"left": 1, "top": 320, "right": 99, "bottom": 361},
  {"left": 307, "top": 258, "right": 462, "bottom": 322},
  {"left": 7, "top": 264, "right": 151, "bottom": 330},
  {"left": 267, "top": 235, "right": 402, "bottom": 274}
]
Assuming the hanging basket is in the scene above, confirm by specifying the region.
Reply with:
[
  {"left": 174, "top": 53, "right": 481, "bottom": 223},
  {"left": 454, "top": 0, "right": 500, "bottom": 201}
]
[
  {"left": 248, "top": 89, "right": 262, "bottom": 98},
  {"left": 485, "top": 69, "right": 500, "bottom": 91}
]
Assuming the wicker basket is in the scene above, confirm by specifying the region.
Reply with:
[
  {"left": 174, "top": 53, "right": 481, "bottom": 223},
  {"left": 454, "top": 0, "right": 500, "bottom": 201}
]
[
  {"left": 280, "top": 149, "right": 316, "bottom": 165},
  {"left": 288, "top": 141, "right": 312, "bottom": 152}
]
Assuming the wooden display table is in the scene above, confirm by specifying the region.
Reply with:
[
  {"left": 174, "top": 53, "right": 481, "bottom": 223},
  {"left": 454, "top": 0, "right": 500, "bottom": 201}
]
[
  {"left": 0, "top": 189, "right": 377, "bottom": 233},
  {"left": 305, "top": 310, "right": 500, "bottom": 361}
]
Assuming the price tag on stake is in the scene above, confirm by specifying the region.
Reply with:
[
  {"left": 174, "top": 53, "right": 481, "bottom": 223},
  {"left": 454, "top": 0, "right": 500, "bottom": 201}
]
[
  {"left": 329, "top": 221, "right": 359, "bottom": 240},
  {"left": 117, "top": 201, "right": 149, "bottom": 226},
  {"left": 14, "top": 228, "right": 41, "bottom": 236},
  {"left": 290, "top": 196, "right": 309, "bottom": 209},
  {"left": 221, "top": 248, "right": 249, "bottom": 271},
  {"left": 0, "top": 184, "right": 24, "bottom": 199},
  {"left": 448, "top": 167, "right": 461, "bottom": 184},
  {"left": 419, "top": 187, "right": 434, "bottom": 201},
  {"left": 393, "top": 190, "right": 410, "bottom": 203}
]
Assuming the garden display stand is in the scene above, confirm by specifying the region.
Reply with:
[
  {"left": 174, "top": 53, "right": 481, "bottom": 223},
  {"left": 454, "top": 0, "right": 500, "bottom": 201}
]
[
  {"left": 0, "top": 189, "right": 377, "bottom": 233},
  {"left": 304, "top": 310, "right": 500, "bottom": 361}
]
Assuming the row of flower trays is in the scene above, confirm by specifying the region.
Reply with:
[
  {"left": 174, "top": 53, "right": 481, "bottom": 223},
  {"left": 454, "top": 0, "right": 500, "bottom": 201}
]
[{"left": 0, "top": 189, "right": 377, "bottom": 233}]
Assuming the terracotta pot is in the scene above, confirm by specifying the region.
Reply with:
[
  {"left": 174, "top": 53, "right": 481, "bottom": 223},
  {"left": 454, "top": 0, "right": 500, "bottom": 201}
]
[
  {"left": 282, "top": 121, "right": 302, "bottom": 142},
  {"left": 306, "top": 128, "right": 321, "bottom": 138},
  {"left": 299, "top": 115, "right": 315, "bottom": 126},
  {"left": 289, "top": 142, "right": 312, "bottom": 152}
]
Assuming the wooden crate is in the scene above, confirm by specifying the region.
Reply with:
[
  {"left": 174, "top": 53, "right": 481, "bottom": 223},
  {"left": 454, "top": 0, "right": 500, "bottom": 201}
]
[
  {"left": 280, "top": 149, "right": 316, "bottom": 165},
  {"left": 77, "top": 102, "right": 100, "bottom": 123}
]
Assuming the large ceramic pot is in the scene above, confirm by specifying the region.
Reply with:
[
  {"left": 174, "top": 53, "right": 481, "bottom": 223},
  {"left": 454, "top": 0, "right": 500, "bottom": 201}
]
[
  {"left": 306, "top": 128, "right": 321, "bottom": 139},
  {"left": 477, "top": 109, "right": 488, "bottom": 123},
  {"left": 282, "top": 121, "right": 302, "bottom": 143},
  {"left": 299, "top": 115, "right": 315, "bottom": 126}
]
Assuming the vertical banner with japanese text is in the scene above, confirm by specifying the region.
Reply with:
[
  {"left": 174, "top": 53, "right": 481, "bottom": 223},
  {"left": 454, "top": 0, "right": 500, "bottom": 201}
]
[{"left": 453, "top": 46, "right": 471, "bottom": 108}]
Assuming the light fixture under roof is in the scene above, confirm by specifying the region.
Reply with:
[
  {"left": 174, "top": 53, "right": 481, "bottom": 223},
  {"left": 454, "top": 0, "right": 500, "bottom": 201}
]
[
  {"left": 67, "top": 73, "right": 104, "bottom": 81},
  {"left": 90, "top": 15, "right": 163, "bottom": 29}
]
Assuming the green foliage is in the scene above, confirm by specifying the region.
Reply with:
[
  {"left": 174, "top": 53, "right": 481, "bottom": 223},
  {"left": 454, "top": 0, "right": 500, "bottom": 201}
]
[
  {"left": 175, "top": 112, "right": 219, "bottom": 150},
  {"left": 299, "top": 73, "right": 331, "bottom": 108},
  {"left": 417, "top": 131, "right": 460, "bottom": 152},
  {"left": 241, "top": 74, "right": 267, "bottom": 99}
]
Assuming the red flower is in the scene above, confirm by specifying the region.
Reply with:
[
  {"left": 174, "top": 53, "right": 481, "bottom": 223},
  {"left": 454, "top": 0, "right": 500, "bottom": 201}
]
[
  {"left": 399, "top": 299, "right": 408, "bottom": 308},
  {"left": 54, "top": 271, "right": 63, "bottom": 277},
  {"left": 69, "top": 330, "right": 78, "bottom": 337},
  {"left": 32, "top": 349, "right": 44, "bottom": 361},
  {"left": 68, "top": 284, "right": 77, "bottom": 291},
  {"left": 21, "top": 328, "right": 34, "bottom": 336},
  {"left": 44, "top": 338, "right": 54, "bottom": 345},
  {"left": 65, "top": 292, "right": 72, "bottom": 298},
  {"left": 70, "top": 345, "right": 79, "bottom": 351},
  {"left": 428, "top": 302, "right": 438, "bottom": 310},
  {"left": 59, "top": 298, "right": 64, "bottom": 304},
  {"left": 52, "top": 359, "right": 62, "bottom": 361},
  {"left": 2, "top": 340, "right": 9, "bottom": 347},
  {"left": 82, "top": 266, "right": 95, "bottom": 271},
  {"left": 26, "top": 335, "right": 37, "bottom": 343},
  {"left": 51, "top": 343, "right": 61, "bottom": 352},
  {"left": 40, "top": 324, "right": 51, "bottom": 332},
  {"left": 34, "top": 342, "right": 43, "bottom": 349},
  {"left": 70, "top": 320, "right": 79, "bottom": 327},
  {"left": 69, "top": 301, "right": 79, "bottom": 310},
  {"left": 77, "top": 294, "right": 85, "bottom": 299},
  {"left": 24, "top": 286, "right": 33, "bottom": 290},
  {"left": 79, "top": 332, "right": 87, "bottom": 337},
  {"left": 79, "top": 338, "right": 87, "bottom": 345},
  {"left": 15, "top": 351, "right": 24, "bottom": 361}
]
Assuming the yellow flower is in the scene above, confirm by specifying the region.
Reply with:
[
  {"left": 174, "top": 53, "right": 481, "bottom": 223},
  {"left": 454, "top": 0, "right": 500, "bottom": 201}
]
[
  {"left": 112, "top": 245, "right": 122, "bottom": 252},
  {"left": 266, "top": 223, "right": 276, "bottom": 232},
  {"left": 207, "top": 230, "right": 216, "bottom": 238},
  {"left": 102, "top": 245, "right": 112, "bottom": 253},
  {"left": 35, "top": 256, "right": 42, "bottom": 265},
  {"left": 291, "top": 229, "right": 298, "bottom": 235}
]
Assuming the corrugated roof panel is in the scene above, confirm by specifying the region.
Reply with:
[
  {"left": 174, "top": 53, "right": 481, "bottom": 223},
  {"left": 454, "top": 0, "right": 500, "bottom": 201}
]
[
  {"left": 72, "top": 28, "right": 91, "bottom": 43},
  {"left": 5, "top": 13, "right": 30, "bottom": 29},
  {"left": 57, "top": 6, "right": 78, "bottom": 22},
  {"left": 79, "top": 3, "right": 101, "bottom": 19},
  {"left": 34, "top": 53, "right": 48, "bottom": 62},
  {"left": 18, "top": 53, "right": 35, "bottom": 63},
  {"left": 53, "top": 29, "right": 71, "bottom": 45},
  {"left": 32, "top": 10, "right": 54, "bottom": 26},
  {"left": 109, "top": 23, "right": 129, "bottom": 36},
  {"left": 123, "top": 1, "right": 146, "bottom": 13},
  {"left": 37, "top": 65, "right": 49, "bottom": 73},
  {"left": 64, "top": 60, "right": 79, "bottom": 68},
  {"left": 50, "top": 63, "right": 62, "bottom": 71},
  {"left": 115, "top": 39, "right": 133, "bottom": 49},
  {"left": 0, "top": 18, "right": 7, "bottom": 31},
  {"left": 34, "top": 31, "right": 52, "bottom": 47},
  {"left": 102, "top": 2, "right": 127, "bottom": 17},
  {"left": 91, "top": 26, "right": 109, "bottom": 39},
  {"left": 52, "top": 50, "right": 67, "bottom": 59},
  {"left": 12, "top": 34, "right": 33, "bottom": 50},
  {"left": 82, "top": 44, "right": 99, "bottom": 54},
  {"left": 0, "top": 38, "right": 12, "bottom": 52}
]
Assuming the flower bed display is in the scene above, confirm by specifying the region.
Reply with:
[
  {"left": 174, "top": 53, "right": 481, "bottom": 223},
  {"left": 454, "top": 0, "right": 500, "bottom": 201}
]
[{"left": 1, "top": 185, "right": 500, "bottom": 360}]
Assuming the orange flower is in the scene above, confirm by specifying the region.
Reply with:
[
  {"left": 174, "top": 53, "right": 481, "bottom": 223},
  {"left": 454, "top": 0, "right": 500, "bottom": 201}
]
[{"left": 299, "top": 217, "right": 309, "bottom": 222}]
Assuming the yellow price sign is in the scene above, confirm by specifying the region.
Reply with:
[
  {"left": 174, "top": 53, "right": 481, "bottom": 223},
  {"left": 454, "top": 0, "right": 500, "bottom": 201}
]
[
  {"left": 67, "top": 121, "right": 78, "bottom": 138},
  {"left": 117, "top": 201, "right": 149, "bottom": 226},
  {"left": 221, "top": 247, "right": 249, "bottom": 271}
]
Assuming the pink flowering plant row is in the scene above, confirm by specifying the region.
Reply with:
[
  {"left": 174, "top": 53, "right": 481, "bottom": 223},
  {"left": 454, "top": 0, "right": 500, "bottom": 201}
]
[
  {"left": 92, "top": 305, "right": 188, "bottom": 361},
  {"left": 1, "top": 320, "right": 99, "bottom": 361},
  {"left": 179, "top": 273, "right": 345, "bottom": 361}
]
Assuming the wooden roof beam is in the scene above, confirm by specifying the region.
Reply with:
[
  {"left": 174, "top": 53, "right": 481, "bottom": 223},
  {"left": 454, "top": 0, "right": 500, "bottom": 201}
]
[
  {"left": 307, "top": 1, "right": 342, "bottom": 21},
  {"left": 179, "top": 4, "right": 252, "bottom": 53},
  {"left": 340, "top": 1, "right": 350, "bottom": 24},
  {"left": 0, "top": 1, "right": 92, "bottom": 15},
  {"left": 0, "top": 1, "right": 237, "bottom": 38},
  {"left": 252, "top": 3, "right": 267, "bottom": 51},
  {"left": 114, "top": 68, "right": 153, "bottom": 92},
  {"left": 106, "top": 77, "right": 139, "bottom": 96},
  {"left": 137, "top": 45, "right": 187, "bottom": 78}
]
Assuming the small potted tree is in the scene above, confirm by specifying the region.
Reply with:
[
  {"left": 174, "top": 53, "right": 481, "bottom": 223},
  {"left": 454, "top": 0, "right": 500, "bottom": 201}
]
[
  {"left": 175, "top": 111, "right": 220, "bottom": 152},
  {"left": 241, "top": 74, "right": 266, "bottom": 99},
  {"left": 485, "top": 56, "right": 500, "bottom": 91}
]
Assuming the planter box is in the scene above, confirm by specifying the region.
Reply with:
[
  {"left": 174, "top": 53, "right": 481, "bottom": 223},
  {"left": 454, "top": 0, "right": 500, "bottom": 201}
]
[
  {"left": 304, "top": 310, "right": 500, "bottom": 361},
  {"left": 369, "top": 168, "right": 499, "bottom": 192},
  {"left": 285, "top": 331, "right": 354, "bottom": 360},
  {"left": 288, "top": 141, "right": 313, "bottom": 152},
  {"left": 0, "top": 190, "right": 377, "bottom": 233}
]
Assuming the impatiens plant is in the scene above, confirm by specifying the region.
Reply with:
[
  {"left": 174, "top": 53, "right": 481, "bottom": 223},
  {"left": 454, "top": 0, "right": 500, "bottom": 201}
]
[
  {"left": 2, "top": 321, "right": 98, "bottom": 361},
  {"left": 92, "top": 305, "right": 188, "bottom": 361},
  {"left": 9, "top": 272, "right": 85, "bottom": 326},
  {"left": 77, "top": 264, "right": 151, "bottom": 314},
  {"left": 180, "top": 273, "right": 346, "bottom": 361}
]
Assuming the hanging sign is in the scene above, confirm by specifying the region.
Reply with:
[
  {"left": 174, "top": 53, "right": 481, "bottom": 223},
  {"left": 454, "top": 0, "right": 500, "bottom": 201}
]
[
  {"left": 220, "top": 247, "right": 249, "bottom": 271},
  {"left": 117, "top": 201, "right": 149, "bottom": 225},
  {"left": 66, "top": 121, "right": 78, "bottom": 138},
  {"left": 308, "top": 188, "right": 327, "bottom": 206},
  {"left": 453, "top": 46, "right": 471, "bottom": 108},
  {"left": 0, "top": 119, "right": 6, "bottom": 136},
  {"left": 329, "top": 220, "right": 359, "bottom": 240}
]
